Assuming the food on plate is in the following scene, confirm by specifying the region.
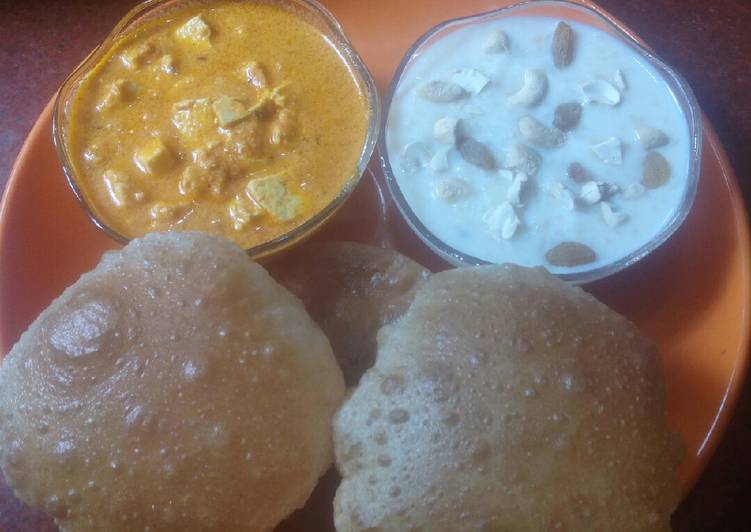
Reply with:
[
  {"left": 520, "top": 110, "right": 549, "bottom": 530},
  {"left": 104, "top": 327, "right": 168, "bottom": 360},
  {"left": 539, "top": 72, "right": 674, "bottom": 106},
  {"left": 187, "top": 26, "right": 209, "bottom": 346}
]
[
  {"left": 61, "top": 0, "right": 370, "bottom": 250},
  {"left": 333, "top": 265, "right": 683, "bottom": 531},
  {"left": 385, "top": 15, "right": 693, "bottom": 274},
  {"left": 268, "top": 241, "right": 430, "bottom": 386},
  {"left": 0, "top": 232, "right": 345, "bottom": 531}
]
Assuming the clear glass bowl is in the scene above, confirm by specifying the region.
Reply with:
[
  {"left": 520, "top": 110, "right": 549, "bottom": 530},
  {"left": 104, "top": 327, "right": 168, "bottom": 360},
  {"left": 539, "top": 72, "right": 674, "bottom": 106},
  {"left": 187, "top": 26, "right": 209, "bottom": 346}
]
[
  {"left": 53, "top": 0, "right": 380, "bottom": 258},
  {"left": 379, "top": 0, "right": 702, "bottom": 284}
]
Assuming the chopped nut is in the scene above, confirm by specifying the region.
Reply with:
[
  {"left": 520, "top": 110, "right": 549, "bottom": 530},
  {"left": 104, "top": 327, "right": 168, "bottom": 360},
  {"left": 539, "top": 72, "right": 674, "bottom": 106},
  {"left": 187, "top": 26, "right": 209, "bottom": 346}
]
[
  {"left": 600, "top": 202, "right": 628, "bottom": 227},
  {"left": 450, "top": 68, "right": 489, "bottom": 95},
  {"left": 401, "top": 142, "right": 432, "bottom": 174},
  {"left": 591, "top": 137, "right": 623, "bottom": 165},
  {"left": 484, "top": 202, "right": 520, "bottom": 240},
  {"left": 545, "top": 242, "right": 596, "bottom": 267},
  {"left": 498, "top": 169, "right": 515, "bottom": 183},
  {"left": 545, "top": 181, "right": 575, "bottom": 210},
  {"left": 580, "top": 80, "right": 621, "bottom": 106},
  {"left": 418, "top": 80, "right": 467, "bottom": 103},
  {"left": 623, "top": 182, "right": 646, "bottom": 199},
  {"left": 97, "top": 80, "right": 136, "bottom": 111},
  {"left": 458, "top": 137, "right": 495, "bottom": 170},
  {"left": 642, "top": 152, "right": 671, "bottom": 188},
  {"left": 135, "top": 138, "right": 175, "bottom": 175},
  {"left": 508, "top": 69, "right": 548, "bottom": 107},
  {"left": 579, "top": 181, "right": 619, "bottom": 206},
  {"left": 246, "top": 174, "right": 301, "bottom": 221},
  {"left": 552, "top": 22, "right": 575, "bottom": 68},
  {"left": 429, "top": 148, "right": 450, "bottom": 173},
  {"left": 613, "top": 69, "right": 627, "bottom": 91},
  {"left": 433, "top": 117, "right": 460, "bottom": 144},
  {"left": 553, "top": 102, "right": 582, "bottom": 132},
  {"left": 228, "top": 194, "right": 262, "bottom": 230},
  {"left": 635, "top": 125, "right": 669, "bottom": 149},
  {"left": 485, "top": 29, "right": 510, "bottom": 53},
  {"left": 212, "top": 96, "right": 251, "bottom": 127},
  {"left": 120, "top": 43, "right": 154, "bottom": 70},
  {"left": 175, "top": 15, "right": 211, "bottom": 44},
  {"left": 567, "top": 162, "right": 590, "bottom": 184},
  {"left": 506, "top": 172, "right": 528, "bottom": 206},
  {"left": 434, "top": 177, "right": 471, "bottom": 203},
  {"left": 518, "top": 115, "right": 564, "bottom": 148},
  {"left": 504, "top": 143, "right": 540, "bottom": 176},
  {"left": 242, "top": 61, "right": 268, "bottom": 89}
]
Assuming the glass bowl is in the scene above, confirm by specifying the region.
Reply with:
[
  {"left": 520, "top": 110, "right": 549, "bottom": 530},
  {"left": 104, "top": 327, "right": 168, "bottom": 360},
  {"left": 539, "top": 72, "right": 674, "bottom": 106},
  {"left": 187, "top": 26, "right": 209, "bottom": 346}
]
[
  {"left": 379, "top": 0, "right": 702, "bottom": 284},
  {"left": 53, "top": 0, "right": 380, "bottom": 258}
]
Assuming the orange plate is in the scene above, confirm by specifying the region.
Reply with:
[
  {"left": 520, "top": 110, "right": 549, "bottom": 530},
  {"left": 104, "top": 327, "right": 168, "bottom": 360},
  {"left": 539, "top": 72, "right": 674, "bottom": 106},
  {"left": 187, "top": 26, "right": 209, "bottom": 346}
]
[{"left": 0, "top": 0, "right": 748, "bottom": 515}]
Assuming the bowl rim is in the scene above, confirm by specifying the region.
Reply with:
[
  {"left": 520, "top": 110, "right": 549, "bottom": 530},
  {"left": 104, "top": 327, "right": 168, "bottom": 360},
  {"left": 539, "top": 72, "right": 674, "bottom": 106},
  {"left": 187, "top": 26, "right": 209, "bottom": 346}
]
[
  {"left": 378, "top": 0, "right": 703, "bottom": 284},
  {"left": 52, "top": 0, "right": 381, "bottom": 258}
]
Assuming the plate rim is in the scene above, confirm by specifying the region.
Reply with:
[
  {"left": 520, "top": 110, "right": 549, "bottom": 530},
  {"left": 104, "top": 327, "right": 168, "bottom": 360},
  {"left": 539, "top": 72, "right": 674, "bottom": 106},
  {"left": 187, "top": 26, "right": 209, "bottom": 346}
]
[{"left": 0, "top": 0, "right": 749, "bottom": 495}]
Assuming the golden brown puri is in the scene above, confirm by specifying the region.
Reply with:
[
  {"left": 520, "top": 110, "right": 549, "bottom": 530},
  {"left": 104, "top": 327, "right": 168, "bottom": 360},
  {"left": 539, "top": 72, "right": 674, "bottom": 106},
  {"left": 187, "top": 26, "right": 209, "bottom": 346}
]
[
  {"left": 0, "top": 232, "right": 345, "bottom": 532},
  {"left": 333, "top": 264, "right": 684, "bottom": 532},
  {"left": 267, "top": 242, "right": 430, "bottom": 386}
]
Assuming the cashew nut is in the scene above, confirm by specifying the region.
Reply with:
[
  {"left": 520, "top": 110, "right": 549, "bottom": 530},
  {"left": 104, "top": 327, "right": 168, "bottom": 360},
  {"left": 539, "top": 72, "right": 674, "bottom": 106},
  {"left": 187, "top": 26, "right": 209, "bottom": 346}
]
[
  {"left": 485, "top": 29, "right": 510, "bottom": 53},
  {"left": 507, "top": 69, "right": 548, "bottom": 107},
  {"left": 518, "top": 115, "right": 564, "bottom": 148},
  {"left": 503, "top": 143, "right": 541, "bottom": 176},
  {"left": 580, "top": 80, "right": 621, "bottom": 106},
  {"left": 591, "top": 137, "right": 623, "bottom": 165}
]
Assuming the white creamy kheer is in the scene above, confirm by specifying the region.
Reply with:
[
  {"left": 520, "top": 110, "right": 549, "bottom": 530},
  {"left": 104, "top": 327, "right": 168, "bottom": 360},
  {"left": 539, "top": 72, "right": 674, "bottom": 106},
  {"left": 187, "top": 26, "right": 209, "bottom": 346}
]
[{"left": 386, "top": 16, "right": 692, "bottom": 273}]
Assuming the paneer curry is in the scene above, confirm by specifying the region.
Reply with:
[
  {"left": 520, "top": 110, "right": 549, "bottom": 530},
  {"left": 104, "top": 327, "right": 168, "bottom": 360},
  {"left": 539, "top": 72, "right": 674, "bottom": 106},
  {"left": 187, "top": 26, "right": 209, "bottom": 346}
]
[{"left": 64, "top": 0, "right": 370, "bottom": 249}]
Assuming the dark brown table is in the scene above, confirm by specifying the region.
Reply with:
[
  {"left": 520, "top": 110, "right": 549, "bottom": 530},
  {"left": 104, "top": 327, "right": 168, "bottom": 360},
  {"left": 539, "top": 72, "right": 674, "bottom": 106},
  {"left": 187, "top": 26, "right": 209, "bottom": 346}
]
[{"left": 1, "top": 0, "right": 750, "bottom": 530}]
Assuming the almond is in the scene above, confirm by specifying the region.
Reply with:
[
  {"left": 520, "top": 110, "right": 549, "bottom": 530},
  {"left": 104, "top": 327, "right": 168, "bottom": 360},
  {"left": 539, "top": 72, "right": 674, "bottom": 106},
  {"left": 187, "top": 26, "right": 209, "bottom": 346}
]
[
  {"left": 552, "top": 22, "right": 574, "bottom": 68},
  {"left": 518, "top": 115, "right": 564, "bottom": 148},
  {"left": 458, "top": 137, "right": 495, "bottom": 170},
  {"left": 642, "top": 152, "right": 671, "bottom": 188},
  {"left": 553, "top": 102, "right": 582, "bottom": 131},
  {"left": 418, "top": 80, "right": 467, "bottom": 103},
  {"left": 545, "top": 242, "right": 596, "bottom": 267}
]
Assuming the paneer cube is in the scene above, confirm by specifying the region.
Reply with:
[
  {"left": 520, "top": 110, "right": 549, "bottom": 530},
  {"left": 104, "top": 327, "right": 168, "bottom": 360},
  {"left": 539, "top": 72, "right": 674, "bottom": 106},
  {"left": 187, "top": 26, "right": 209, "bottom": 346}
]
[
  {"left": 212, "top": 96, "right": 250, "bottom": 127},
  {"left": 178, "top": 165, "right": 203, "bottom": 196},
  {"left": 228, "top": 195, "right": 262, "bottom": 230},
  {"left": 96, "top": 79, "right": 136, "bottom": 111},
  {"left": 246, "top": 175, "right": 301, "bottom": 222},
  {"left": 120, "top": 43, "right": 155, "bottom": 70},
  {"left": 172, "top": 98, "right": 214, "bottom": 147},
  {"left": 103, "top": 170, "right": 145, "bottom": 208},
  {"left": 242, "top": 61, "right": 268, "bottom": 89},
  {"left": 135, "top": 138, "right": 175, "bottom": 175},
  {"left": 175, "top": 15, "right": 211, "bottom": 44}
]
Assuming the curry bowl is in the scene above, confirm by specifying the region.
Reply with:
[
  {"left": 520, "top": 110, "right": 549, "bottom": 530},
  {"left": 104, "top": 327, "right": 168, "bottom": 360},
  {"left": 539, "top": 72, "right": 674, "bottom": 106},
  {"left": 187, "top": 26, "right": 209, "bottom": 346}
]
[{"left": 53, "top": 0, "right": 380, "bottom": 258}]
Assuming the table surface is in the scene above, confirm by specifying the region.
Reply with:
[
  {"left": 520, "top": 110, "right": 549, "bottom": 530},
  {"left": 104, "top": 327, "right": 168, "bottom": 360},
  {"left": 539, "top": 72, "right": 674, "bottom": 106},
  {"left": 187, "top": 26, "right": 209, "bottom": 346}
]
[{"left": 1, "top": 0, "right": 750, "bottom": 529}]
